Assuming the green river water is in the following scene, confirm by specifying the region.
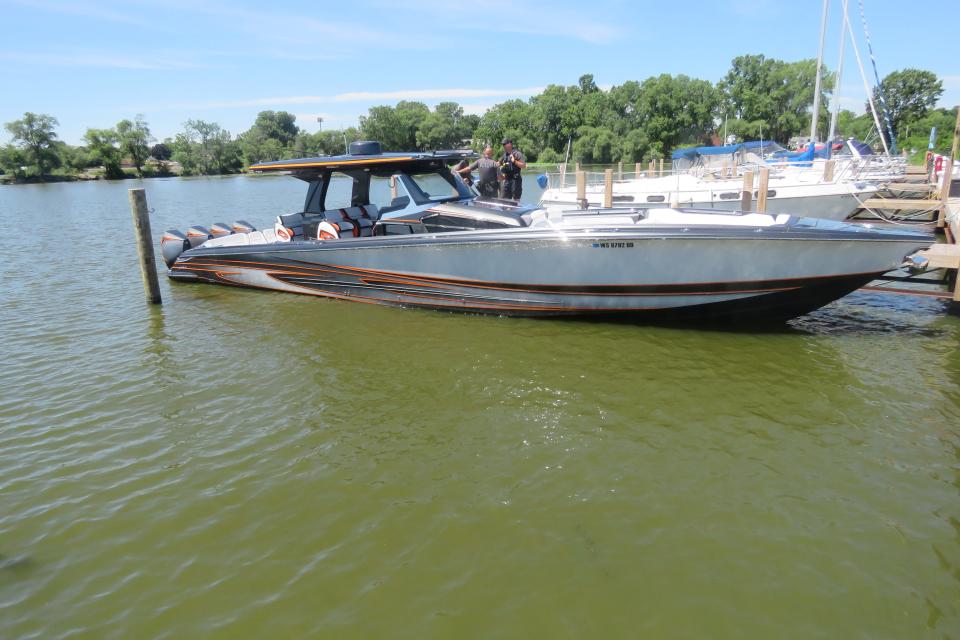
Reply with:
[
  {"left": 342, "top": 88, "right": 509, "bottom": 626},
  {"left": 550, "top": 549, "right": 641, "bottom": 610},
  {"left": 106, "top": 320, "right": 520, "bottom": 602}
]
[{"left": 1, "top": 175, "right": 959, "bottom": 639}]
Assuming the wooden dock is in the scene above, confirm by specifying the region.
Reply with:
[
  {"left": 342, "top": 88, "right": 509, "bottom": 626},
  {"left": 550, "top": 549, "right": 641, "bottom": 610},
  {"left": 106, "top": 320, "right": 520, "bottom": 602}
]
[{"left": 904, "top": 196, "right": 960, "bottom": 304}]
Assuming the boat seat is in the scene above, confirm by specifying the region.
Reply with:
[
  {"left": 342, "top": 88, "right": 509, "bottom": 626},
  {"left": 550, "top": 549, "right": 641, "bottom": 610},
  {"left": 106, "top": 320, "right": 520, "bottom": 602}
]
[
  {"left": 276, "top": 212, "right": 306, "bottom": 237},
  {"left": 324, "top": 206, "right": 378, "bottom": 237}
]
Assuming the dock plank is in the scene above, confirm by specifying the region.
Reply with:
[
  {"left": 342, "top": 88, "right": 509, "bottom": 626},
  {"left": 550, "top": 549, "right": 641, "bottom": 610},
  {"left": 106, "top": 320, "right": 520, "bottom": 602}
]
[
  {"left": 886, "top": 182, "right": 938, "bottom": 192},
  {"left": 860, "top": 198, "right": 941, "bottom": 210},
  {"left": 916, "top": 243, "right": 960, "bottom": 269}
]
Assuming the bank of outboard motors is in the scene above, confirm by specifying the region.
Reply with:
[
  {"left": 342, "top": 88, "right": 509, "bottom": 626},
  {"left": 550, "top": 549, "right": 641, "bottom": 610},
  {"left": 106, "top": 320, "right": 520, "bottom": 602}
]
[{"left": 160, "top": 220, "right": 256, "bottom": 268}]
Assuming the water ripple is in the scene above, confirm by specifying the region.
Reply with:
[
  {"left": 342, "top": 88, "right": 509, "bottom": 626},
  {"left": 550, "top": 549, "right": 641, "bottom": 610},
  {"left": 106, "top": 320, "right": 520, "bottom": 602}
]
[{"left": 1, "top": 178, "right": 959, "bottom": 639}]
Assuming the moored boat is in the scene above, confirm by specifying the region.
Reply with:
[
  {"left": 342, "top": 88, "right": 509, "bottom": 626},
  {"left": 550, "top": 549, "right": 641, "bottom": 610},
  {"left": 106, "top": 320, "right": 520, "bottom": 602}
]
[{"left": 161, "top": 142, "right": 933, "bottom": 323}]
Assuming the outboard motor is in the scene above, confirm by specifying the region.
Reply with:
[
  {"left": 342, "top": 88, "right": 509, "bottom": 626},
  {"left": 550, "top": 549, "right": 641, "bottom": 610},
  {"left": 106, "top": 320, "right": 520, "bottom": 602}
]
[
  {"left": 231, "top": 220, "right": 256, "bottom": 234},
  {"left": 185, "top": 226, "right": 212, "bottom": 249},
  {"left": 210, "top": 222, "right": 233, "bottom": 237},
  {"left": 160, "top": 230, "right": 189, "bottom": 268}
]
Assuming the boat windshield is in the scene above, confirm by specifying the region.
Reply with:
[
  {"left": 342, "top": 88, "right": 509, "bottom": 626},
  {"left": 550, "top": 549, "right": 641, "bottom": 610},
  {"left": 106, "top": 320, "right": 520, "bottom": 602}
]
[{"left": 405, "top": 171, "right": 467, "bottom": 204}]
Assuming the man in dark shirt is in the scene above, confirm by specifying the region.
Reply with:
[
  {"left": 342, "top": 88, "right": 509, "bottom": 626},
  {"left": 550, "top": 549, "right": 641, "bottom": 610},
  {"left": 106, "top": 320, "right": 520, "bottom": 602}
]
[
  {"left": 456, "top": 146, "right": 500, "bottom": 198},
  {"left": 499, "top": 138, "right": 526, "bottom": 201}
]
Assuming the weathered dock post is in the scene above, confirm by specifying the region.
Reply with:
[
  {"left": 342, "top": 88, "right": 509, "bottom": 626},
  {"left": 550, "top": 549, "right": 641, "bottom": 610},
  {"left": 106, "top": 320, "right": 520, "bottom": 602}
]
[
  {"left": 559, "top": 162, "right": 567, "bottom": 188},
  {"left": 617, "top": 161, "right": 623, "bottom": 181},
  {"left": 937, "top": 106, "right": 960, "bottom": 228},
  {"left": 757, "top": 167, "right": 770, "bottom": 213},
  {"left": 648, "top": 159, "right": 656, "bottom": 175},
  {"left": 128, "top": 188, "right": 161, "bottom": 305},
  {"left": 575, "top": 161, "right": 581, "bottom": 172},
  {"left": 659, "top": 158, "right": 664, "bottom": 176},
  {"left": 741, "top": 170, "right": 754, "bottom": 211},
  {"left": 823, "top": 159, "right": 835, "bottom": 182},
  {"left": 603, "top": 168, "right": 613, "bottom": 208},
  {"left": 576, "top": 170, "right": 587, "bottom": 209},
  {"left": 635, "top": 162, "right": 642, "bottom": 178},
  {"left": 390, "top": 175, "right": 398, "bottom": 200}
]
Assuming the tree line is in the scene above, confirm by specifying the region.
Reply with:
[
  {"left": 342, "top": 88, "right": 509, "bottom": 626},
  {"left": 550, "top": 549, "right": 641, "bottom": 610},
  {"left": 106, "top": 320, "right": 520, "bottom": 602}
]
[{"left": 0, "top": 55, "right": 949, "bottom": 183}]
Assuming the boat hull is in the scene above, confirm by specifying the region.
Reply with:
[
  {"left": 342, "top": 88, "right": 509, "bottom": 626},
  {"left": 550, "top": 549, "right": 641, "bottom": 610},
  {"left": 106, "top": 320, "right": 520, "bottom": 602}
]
[{"left": 168, "top": 227, "right": 929, "bottom": 322}]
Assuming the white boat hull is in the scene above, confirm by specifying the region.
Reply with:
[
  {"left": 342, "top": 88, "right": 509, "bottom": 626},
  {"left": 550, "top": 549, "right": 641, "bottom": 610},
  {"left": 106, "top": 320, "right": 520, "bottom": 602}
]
[{"left": 169, "top": 214, "right": 930, "bottom": 322}]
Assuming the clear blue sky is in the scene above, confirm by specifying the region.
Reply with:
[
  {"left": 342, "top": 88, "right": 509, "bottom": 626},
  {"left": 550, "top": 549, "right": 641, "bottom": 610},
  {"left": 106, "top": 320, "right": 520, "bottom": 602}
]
[{"left": 1, "top": 0, "right": 957, "bottom": 145}]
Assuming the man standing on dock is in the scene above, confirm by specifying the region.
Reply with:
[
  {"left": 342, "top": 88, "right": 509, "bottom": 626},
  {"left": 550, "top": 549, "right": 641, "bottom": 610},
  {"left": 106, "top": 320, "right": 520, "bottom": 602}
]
[{"left": 499, "top": 138, "right": 526, "bottom": 202}]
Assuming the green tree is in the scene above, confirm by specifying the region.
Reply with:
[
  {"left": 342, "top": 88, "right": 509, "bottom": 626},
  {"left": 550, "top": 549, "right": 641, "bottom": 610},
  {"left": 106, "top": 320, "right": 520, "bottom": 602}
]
[
  {"left": 618, "top": 129, "right": 651, "bottom": 163},
  {"left": 835, "top": 109, "right": 876, "bottom": 141},
  {"left": 475, "top": 99, "right": 540, "bottom": 158},
  {"left": 4, "top": 112, "right": 61, "bottom": 176},
  {"left": 150, "top": 142, "right": 172, "bottom": 161},
  {"left": 294, "top": 127, "right": 362, "bottom": 156},
  {"left": 529, "top": 84, "right": 581, "bottom": 153},
  {"left": 611, "top": 74, "right": 720, "bottom": 157},
  {"left": 84, "top": 128, "right": 124, "bottom": 179},
  {"left": 0, "top": 145, "right": 29, "bottom": 180},
  {"left": 892, "top": 107, "right": 958, "bottom": 163},
  {"left": 116, "top": 115, "right": 152, "bottom": 177},
  {"left": 872, "top": 69, "right": 943, "bottom": 140},
  {"left": 578, "top": 73, "right": 599, "bottom": 94},
  {"left": 239, "top": 110, "right": 299, "bottom": 164},
  {"left": 173, "top": 120, "right": 242, "bottom": 175},
  {"left": 360, "top": 101, "right": 429, "bottom": 150},
  {"left": 719, "top": 55, "right": 833, "bottom": 143},
  {"left": 416, "top": 102, "right": 473, "bottom": 149},
  {"left": 55, "top": 142, "right": 95, "bottom": 172},
  {"left": 572, "top": 126, "right": 618, "bottom": 164}
]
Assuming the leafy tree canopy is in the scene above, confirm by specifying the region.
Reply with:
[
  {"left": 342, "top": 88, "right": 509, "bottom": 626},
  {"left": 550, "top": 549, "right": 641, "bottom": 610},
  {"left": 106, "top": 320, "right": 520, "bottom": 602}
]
[
  {"left": 4, "top": 112, "right": 61, "bottom": 176},
  {"left": 872, "top": 68, "right": 943, "bottom": 138}
]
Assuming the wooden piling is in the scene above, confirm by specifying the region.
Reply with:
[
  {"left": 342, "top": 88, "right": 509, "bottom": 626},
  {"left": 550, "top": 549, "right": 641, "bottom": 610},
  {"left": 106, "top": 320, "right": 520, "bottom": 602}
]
[
  {"left": 722, "top": 160, "right": 729, "bottom": 177},
  {"left": 741, "top": 170, "right": 754, "bottom": 211},
  {"left": 390, "top": 175, "right": 398, "bottom": 199},
  {"left": 823, "top": 159, "right": 835, "bottom": 182},
  {"left": 603, "top": 168, "right": 613, "bottom": 208},
  {"left": 617, "top": 161, "right": 623, "bottom": 181},
  {"left": 635, "top": 162, "right": 642, "bottom": 178},
  {"left": 659, "top": 158, "right": 664, "bottom": 176},
  {"left": 559, "top": 162, "right": 567, "bottom": 189},
  {"left": 575, "top": 161, "right": 581, "bottom": 172},
  {"left": 757, "top": 167, "right": 770, "bottom": 212},
  {"left": 128, "top": 188, "right": 161, "bottom": 305},
  {"left": 648, "top": 159, "right": 656, "bottom": 175},
  {"left": 576, "top": 170, "right": 587, "bottom": 209},
  {"left": 937, "top": 106, "right": 960, "bottom": 228}
]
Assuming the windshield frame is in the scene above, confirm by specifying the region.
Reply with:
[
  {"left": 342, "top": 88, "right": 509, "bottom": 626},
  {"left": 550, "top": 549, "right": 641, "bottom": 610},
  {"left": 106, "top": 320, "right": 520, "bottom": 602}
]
[{"left": 393, "top": 167, "right": 471, "bottom": 206}]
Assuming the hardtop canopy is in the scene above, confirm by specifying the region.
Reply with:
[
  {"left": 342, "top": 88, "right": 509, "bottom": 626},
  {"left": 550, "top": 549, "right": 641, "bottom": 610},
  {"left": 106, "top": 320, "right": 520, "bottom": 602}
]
[{"left": 249, "top": 144, "right": 477, "bottom": 180}]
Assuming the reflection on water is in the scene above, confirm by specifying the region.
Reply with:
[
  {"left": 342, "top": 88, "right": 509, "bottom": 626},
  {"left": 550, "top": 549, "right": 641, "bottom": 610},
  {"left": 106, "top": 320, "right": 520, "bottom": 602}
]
[{"left": 0, "top": 176, "right": 959, "bottom": 639}]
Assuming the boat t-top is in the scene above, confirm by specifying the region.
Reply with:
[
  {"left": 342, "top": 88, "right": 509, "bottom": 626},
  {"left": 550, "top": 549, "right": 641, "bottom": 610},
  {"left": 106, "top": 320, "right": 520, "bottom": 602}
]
[{"left": 160, "top": 141, "right": 932, "bottom": 323}]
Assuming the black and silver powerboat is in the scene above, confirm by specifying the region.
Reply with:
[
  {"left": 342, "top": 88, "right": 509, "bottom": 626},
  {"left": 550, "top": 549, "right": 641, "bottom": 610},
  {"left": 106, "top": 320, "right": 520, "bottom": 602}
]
[{"left": 161, "top": 141, "right": 932, "bottom": 322}]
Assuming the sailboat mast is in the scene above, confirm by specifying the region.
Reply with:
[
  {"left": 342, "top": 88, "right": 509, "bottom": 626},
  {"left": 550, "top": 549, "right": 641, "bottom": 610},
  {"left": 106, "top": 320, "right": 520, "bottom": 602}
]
[
  {"left": 810, "top": 0, "right": 830, "bottom": 141},
  {"left": 828, "top": 0, "right": 848, "bottom": 141}
]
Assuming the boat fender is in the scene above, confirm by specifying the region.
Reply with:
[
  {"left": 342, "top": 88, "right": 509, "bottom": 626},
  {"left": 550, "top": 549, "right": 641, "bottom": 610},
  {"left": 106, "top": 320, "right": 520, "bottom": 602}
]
[
  {"left": 160, "top": 230, "right": 189, "bottom": 268},
  {"left": 186, "top": 226, "right": 212, "bottom": 249},
  {"left": 231, "top": 220, "right": 256, "bottom": 234},
  {"left": 274, "top": 223, "right": 294, "bottom": 242},
  {"left": 315, "top": 221, "right": 341, "bottom": 240},
  {"left": 210, "top": 222, "right": 233, "bottom": 237}
]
